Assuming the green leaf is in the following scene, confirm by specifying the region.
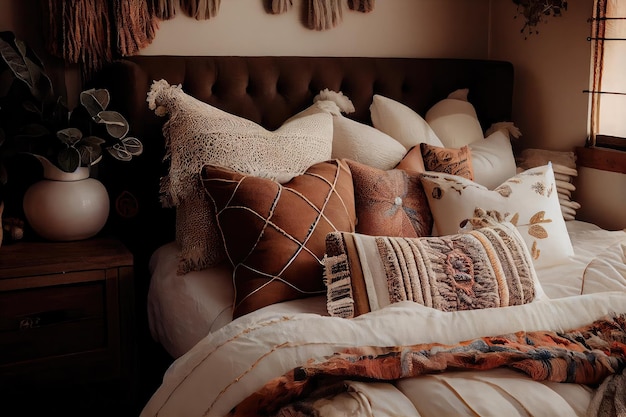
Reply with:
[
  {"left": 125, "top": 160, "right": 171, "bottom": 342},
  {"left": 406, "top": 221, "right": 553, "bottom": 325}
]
[
  {"left": 57, "top": 146, "right": 81, "bottom": 172},
  {"left": 95, "top": 110, "right": 129, "bottom": 139},
  {"left": 80, "top": 88, "right": 110, "bottom": 117},
  {"left": 57, "top": 127, "right": 83, "bottom": 146}
]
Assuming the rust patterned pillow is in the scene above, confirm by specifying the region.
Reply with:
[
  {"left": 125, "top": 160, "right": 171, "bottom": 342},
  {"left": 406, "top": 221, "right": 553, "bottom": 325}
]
[
  {"left": 201, "top": 159, "right": 356, "bottom": 318},
  {"left": 346, "top": 159, "right": 432, "bottom": 238},
  {"left": 420, "top": 142, "right": 474, "bottom": 180}
]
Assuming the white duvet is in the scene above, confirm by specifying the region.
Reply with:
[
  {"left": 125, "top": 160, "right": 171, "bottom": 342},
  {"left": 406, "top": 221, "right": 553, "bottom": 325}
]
[{"left": 142, "top": 221, "right": 626, "bottom": 416}]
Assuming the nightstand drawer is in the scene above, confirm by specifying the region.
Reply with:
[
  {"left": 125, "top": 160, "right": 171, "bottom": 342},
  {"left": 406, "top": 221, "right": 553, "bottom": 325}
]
[{"left": 0, "top": 272, "right": 107, "bottom": 365}]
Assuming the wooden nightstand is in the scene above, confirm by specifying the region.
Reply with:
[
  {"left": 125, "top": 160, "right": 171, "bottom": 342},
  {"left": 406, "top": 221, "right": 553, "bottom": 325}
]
[{"left": 0, "top": 237, "right": 135, "bottom": 393}]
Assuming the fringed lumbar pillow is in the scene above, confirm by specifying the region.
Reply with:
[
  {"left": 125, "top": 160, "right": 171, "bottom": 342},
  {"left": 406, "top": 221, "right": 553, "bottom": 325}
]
[
  {"left": 147, "top": 80, "right": 333, "bottom": 274},
  {"left": 324, "top": 209, "right": 544, "bottom": 319}
]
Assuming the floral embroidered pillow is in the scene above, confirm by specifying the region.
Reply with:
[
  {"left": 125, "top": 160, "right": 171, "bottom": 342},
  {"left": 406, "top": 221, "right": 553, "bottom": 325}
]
[
  {"left": 420, "top": 143, "right": 474, "bottom": 180},
  {"left": 420, "top": 163, "right": 575, "bottom": 269}
]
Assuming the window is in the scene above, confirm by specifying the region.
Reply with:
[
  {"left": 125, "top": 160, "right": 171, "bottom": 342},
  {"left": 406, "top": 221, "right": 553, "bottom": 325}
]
[{"left": 587, "top": 0, "right": 626, "bottom": 150}]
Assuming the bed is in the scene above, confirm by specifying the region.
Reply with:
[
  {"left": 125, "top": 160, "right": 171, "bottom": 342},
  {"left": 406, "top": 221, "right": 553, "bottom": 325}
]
[{"left": 94, "top": 56, "right": 626, "bottom": 417}]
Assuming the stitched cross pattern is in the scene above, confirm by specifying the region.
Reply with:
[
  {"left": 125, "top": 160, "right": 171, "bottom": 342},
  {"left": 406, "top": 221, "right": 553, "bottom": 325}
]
[{"left": 202, "top": 159, "right": 356, "bottom": 318}]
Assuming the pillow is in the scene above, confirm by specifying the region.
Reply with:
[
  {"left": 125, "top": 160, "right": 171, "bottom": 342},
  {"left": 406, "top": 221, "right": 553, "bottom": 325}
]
[
  {"left": 345, "top": 159, "right": 432, "bottom": 238},
  {"left": 424, "top": 88, "right": 485, "bottom": 148},
  {"left": 420, "top": 163, "right": 575, "bottom": 268},
  {"left": 147, "top": 80, "right": 334, "bottom": 273},
  {"left": 370, "top": 94, "right": 444, "bottom": 150},
  {"left": 468, "top": 129, "right": 517, "bottom": 189},
  {"left": 420, "top": 143, "right": 474, "bottom": 180},
  {"left": 201, "top": 159, "right": 356, "bottom": 318},
  {"left": 324, "top": 212, "right": 542, "bottom": 319},
  {"left": 312, "top": 89, "right": 407, "bottom": 170}
]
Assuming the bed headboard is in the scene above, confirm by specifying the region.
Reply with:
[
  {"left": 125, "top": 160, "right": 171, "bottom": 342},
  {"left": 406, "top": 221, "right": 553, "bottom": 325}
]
[{"left": 92, "top": 56, "right": 514, "bottom": 266}]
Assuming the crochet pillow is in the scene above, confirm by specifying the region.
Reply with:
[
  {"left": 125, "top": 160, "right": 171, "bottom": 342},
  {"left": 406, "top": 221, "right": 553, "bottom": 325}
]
[
  {"left": 324, "top": 212, "right": 543, "bottom": 319},
  {"left": 346, "top": 159, "right": 432, "bottom": 238},
  {"left": 420, "top": 143, "right": 474, "bottom": 180},
  {"left": 148, "top": 80, "right": 333, "bottom": 273},
  {"left": 420, "top": 163, "right": 575, "bottom": 269},
  {"left": 201, "top": 159, "right": 356, "bottom": 318},
  {"left": 424, "top": 88, "right": 485, "bottom": 149},
  {"left": 370, "top": 94, "right": 444, "bottom": 150}
]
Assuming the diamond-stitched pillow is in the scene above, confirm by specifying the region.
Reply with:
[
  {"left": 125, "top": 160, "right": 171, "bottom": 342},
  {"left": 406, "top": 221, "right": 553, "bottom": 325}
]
[
  {"left": 346, "top": 159, "right": 432, "bottom": 238},
  {"left": 201, "top": 159, "right": 356, "bottom": 318}
]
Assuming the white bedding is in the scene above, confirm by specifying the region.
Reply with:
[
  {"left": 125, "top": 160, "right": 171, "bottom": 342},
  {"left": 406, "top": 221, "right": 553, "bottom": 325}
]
[
  {"left": 142, "top": 220, "right": 626, "bottom": 417},
  {"left": 148, "top": 220, "right": 626, "bottom": 358}
]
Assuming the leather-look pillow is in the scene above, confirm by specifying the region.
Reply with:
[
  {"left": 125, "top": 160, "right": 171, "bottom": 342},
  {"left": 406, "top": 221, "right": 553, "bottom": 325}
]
[
  {"left": 201, "top": 159, "right": 356, "bottom": 318},
  {"left": 420, "top": 143, "right": 474, "bottom": 180},
  {"left": 346, "top": 159, "right": 432, "bottom": 238}
]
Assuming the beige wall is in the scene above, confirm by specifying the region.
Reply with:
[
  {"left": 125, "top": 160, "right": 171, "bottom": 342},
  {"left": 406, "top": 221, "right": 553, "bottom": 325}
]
[{"left": 142, "top": 0, "right": 490, "bottom": 58}]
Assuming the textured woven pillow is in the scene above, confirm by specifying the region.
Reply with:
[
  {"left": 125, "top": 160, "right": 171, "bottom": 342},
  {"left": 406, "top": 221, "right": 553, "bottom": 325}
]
[
  {"left": 420, "top": 143, "right": 474, "bottom": 180},
  {"left": 420, "top": 163, "right": 575, "bottom": 269},
  {"left": 346, "top": 159, "right": 432, "bottom": 238},
  {"left": 201, "top": 159, "right": 356, "bottom": 318},
  {"left": 148, "top": 80, "right": 333, "bottom": 273},
  {"left": 324, "top": 213, "right": 543, "bottom": 319},
  {"left": 425, "top": 88, "right": 485, "bottom": 149}
]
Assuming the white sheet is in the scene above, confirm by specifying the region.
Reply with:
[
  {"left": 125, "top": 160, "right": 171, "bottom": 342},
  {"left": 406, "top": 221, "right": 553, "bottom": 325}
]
[{"left": 148, "top": 220, "right": 626, "bottom": 358}]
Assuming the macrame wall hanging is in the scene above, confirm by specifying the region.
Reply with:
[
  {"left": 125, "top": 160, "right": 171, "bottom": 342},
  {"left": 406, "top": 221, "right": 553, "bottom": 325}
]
[{"left": 267, "top": 0, "right": 374, "bottom": 30}]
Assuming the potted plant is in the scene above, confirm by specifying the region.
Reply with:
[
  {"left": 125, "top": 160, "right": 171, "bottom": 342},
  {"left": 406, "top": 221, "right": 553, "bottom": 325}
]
[{"left": 0, "top": 31, "right": 143, "bottom": 243}]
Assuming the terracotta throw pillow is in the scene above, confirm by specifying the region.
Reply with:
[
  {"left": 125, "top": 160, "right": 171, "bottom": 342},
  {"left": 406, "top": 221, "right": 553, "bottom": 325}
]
[
  {"left": 420, "top": 143, "right": 474, "bottom": 180},
  {"left": 201, "top": 159, "right": 356, "bottom": 318},
  {"left": 346, "top": 159, "right": 432, "bottom": 238}
]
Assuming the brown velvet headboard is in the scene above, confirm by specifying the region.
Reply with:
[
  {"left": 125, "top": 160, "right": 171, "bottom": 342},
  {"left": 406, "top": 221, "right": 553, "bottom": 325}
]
[{"left": 92, "top": 56, "right": 514, "bottom": 268}]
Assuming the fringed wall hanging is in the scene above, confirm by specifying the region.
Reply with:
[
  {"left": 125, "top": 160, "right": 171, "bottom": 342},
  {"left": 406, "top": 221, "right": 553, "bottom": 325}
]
[
  {"left": 306, "top": 0, "right": 343, "bottom": 31},
  {"left": 44, "top": 0, "right": 160, "bottom": 80},
  {"left": 264, "top": 0, "right": 293, "bottom": 15},
  {"left": 179, "top": 0, "right": 221, "bottom": 20},
  {"left": 348, "top": 0, "right": 374, "bottom": 13},
  {"left": 149, "top": 0, "right": 177, "bottom": 20},
  {"left": 114, "top": 0, "right": 160, "bottom": 57}
]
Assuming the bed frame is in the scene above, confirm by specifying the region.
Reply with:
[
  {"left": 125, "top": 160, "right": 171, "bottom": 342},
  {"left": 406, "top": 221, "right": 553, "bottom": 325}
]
[{"left": 93, "top": 56, "right": 514, "bottom": 269}]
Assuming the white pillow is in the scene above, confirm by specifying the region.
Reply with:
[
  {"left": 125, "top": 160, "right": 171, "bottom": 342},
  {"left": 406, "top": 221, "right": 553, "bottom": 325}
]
[
  {"left": 468, "top": 130, "right": 517, "bottom": 190},
  {"left": 331, "top": 116, "right": 407, "bottom": 170},
  {"left": 370, "top": 94, "right": 444, "bottom": 150},
  {"left": 425, "top": 88, "right": 485, "bottom": 149},
  {"left": 420, "top": 163, "right": 575, "bottom": 269}
]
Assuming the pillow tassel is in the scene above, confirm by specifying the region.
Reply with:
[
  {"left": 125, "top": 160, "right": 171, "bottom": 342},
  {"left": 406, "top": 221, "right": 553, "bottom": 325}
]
[
  {"left": 314, "top": 89, "right": 356, "bottom": 114},
  {"left": 307, "top": 0, "right": 343, "bottom": 31},
  {"left": 348, "top": 0, "right": 374, "bottom": 13}
]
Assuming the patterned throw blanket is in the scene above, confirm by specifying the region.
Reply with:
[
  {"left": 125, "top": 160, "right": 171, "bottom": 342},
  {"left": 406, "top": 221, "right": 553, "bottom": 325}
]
[{"left": 233, "top": 314, "right": 626, "bottom": 417}]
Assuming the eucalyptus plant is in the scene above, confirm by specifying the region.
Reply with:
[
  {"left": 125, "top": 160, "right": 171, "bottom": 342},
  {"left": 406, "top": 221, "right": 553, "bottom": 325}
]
[{"left": 0, "top": 31, "right": 142, "bottom": 179}]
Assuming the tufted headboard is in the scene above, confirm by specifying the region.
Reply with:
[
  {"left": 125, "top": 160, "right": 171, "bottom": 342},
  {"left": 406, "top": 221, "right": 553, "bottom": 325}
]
[{"left": 92, "top": 56, "right": 514, "bottom": 267}]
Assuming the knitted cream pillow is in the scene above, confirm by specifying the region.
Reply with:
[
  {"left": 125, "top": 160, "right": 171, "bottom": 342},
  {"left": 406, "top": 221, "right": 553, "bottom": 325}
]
[{"left": 148, "top": 80, "right": 333, "bottom": 273}]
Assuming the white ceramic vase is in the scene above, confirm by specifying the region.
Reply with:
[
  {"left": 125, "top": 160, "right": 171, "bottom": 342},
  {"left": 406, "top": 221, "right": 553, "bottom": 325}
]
[{"left": 23, "top": 155, "right": 110, "bottom": 241}]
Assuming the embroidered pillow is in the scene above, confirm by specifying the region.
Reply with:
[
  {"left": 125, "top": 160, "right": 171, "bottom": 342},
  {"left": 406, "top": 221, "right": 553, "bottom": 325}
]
[
  {"left": 201, "top": 159, "right": 356, "bottom": 318},
  {"left": 420, "top": 143, "right": 474, "bottom": 180},
  {"left": 420, "top": 163, "right": 575, "bottom": 268},
  {"left": 148, "top": 80, "right": 333, "bottom": 273},
  {"left": 370, "top": 94, "right": 444, "bottom": 150},
  {"left": 345, "top": 159, "right": 432, "bottom": 238},
  {"left": 324, "top": 214, "right": 543, "bottom": 319},
  {"left": 424, "top": 88, "right": 485, "bottom": 149}
]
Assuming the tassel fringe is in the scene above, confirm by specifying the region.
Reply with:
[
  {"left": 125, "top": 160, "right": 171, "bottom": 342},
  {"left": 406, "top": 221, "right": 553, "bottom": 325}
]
[
  {"left": 348, "top": 0, "right": 374, "bottom": 13},
  {"left": 179, "top": 0, "right": 221, "bottom": 20},
  {"left": 266, "top": 0, "right": 293, "bottom": 14},
  {"left": 307, "top": 0, "right": 342, "bottom": 31}
]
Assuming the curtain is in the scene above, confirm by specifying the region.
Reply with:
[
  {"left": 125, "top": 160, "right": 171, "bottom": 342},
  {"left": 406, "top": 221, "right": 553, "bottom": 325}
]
[{"left": 589, "top": 0, "right": 626, "bottom": 146}]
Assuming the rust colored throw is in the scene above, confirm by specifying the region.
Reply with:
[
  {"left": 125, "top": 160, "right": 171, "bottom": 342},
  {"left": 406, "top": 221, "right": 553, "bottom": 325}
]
[{"left": 234, "top": 314, "right": 626, "bottom": 417}]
